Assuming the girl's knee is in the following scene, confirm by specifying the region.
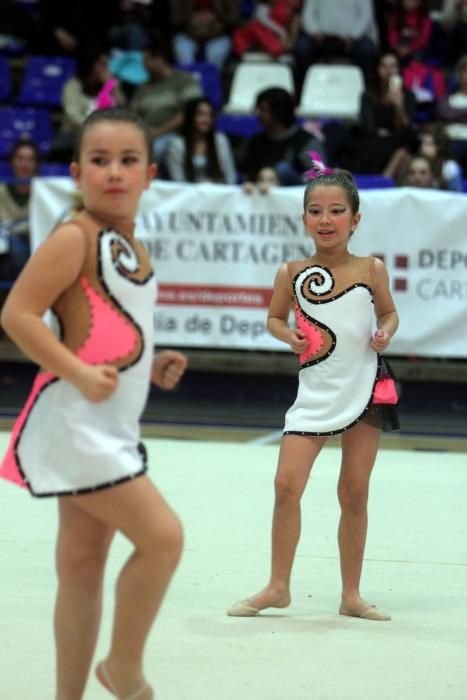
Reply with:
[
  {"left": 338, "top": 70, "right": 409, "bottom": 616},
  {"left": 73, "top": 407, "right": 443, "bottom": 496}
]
[
  {"left": 56, "top": 544, "right": 108, "bottom": 587},
  {"left": 337, "top": 481, "right": 369, "bottom": 514},
  {"left": 145, "top": 511, "right": 184, "bottom": 566},
  {"left": 274, "top": 473, "right": 302, "bottom": 504}
]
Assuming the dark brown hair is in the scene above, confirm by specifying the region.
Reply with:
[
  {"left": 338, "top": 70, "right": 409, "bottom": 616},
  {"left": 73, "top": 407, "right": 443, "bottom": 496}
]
[
  {"left": 73, "top": 107, "right": 154, "bottom": 163},
  {"left": 303, "top": 169, "right": 360, "bottom": 215}
]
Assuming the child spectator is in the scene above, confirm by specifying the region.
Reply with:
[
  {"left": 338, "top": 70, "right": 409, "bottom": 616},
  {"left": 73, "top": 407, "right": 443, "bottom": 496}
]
[
  {"left": 403, "top": 153, "right": 435, "bottom": 186},
  {"left": 417, "top": 123, "right": 464, "bottom": 190},
  {"left": 242, "top": 166, "right": 280, "bottom": 194}
]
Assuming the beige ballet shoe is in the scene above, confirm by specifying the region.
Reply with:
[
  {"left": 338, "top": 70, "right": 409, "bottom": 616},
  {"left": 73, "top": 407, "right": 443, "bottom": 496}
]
[
  {"left": 227, "top": 593, "right": 289, "bottom": 617},
  {"left": 96, "top": 661, "right": 154, "bottom": 700},
  {"left": 339, "top": 604, "right": 391, "bottom": 621}
]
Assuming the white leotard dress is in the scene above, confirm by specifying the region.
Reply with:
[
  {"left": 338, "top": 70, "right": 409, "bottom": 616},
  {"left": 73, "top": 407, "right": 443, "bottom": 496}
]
[
  {"left": 0, "top": 213, "right": 155, "bottom": 497},
  {"left": 283, "top": 256, "right": 381, "bottom": 436}
]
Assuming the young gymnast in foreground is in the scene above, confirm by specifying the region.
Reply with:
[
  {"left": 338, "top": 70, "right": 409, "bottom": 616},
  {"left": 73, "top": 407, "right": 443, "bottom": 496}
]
[
  {"left": 0, "top": 107, "right": 187, "bottom": 699},
  {"left": 228, "top": 164, "right": 399, "bottom": 622}
]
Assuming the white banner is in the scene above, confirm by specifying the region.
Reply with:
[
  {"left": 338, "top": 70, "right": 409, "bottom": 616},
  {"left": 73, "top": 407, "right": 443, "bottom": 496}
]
[{"left": 31, "top": 179, "right": 467, "bottom": 357}]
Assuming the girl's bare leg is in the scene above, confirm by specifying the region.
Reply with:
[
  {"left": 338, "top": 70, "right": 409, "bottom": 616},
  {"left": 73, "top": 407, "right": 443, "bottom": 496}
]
[
  {"left": 55, "top": 499, "right": 115, "bottom": 700},
  {"left": 69, "top": 475, "right": 183, "bottom": 699},
  {"left": 241, "top": 434, "right": 327, "bottom": 610},
  {"left": 337, "top": 421, "right": 380, "bottom": 615}
]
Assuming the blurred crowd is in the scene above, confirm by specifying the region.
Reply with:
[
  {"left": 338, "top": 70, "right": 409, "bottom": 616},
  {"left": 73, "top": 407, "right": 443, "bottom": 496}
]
[{"left": 1, "top": 0, "right": 467, "bottom": 283}]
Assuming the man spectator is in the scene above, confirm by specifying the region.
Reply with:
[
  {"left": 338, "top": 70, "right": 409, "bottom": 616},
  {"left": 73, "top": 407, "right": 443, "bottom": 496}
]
[
  {"left": 130, "top": 35, "right": 203, "bottom": 162},
  {"left": 171, "top": 0, "right": 240, "bottom": 71},
  {"left": 239, "top": 87, "right": 327, "bottom": 186},
  {"left": 293, "top": 0, "right": 378, "bottom": 89}
]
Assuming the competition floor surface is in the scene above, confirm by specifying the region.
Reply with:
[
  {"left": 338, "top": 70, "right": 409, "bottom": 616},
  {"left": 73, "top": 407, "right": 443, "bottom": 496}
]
[
  {"left": 0, "top": 359, "right": 466, "bottom": 699},
  {"left": 1, "top": 437, "right": 466, "bottom": 699}
]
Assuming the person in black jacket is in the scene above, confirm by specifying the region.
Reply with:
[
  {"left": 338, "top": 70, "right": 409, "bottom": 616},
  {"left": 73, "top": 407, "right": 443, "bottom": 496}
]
[
  {"left": 341, "top": 50, "right": 418, "bottom": 180},
  {"left": 239, "top": 87, "right": 327, "bottom": 186}
]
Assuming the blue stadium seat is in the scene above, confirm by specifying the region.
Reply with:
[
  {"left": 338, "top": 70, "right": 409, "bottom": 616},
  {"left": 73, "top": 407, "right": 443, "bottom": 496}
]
[
  {"left": 354, "top": 174, "right": 395, "bottom": 189},
  {"left": 216, "top": 113, "right": 261, "bottom": 137},
  {"left": 16, "top": 56, "right": 76, "bottom": 107},
  {"left": 39, "top": 163, "right": 70, "bottom": 176},
  {"left": 0, "top": 107, "right": 53, "bottom": 157},
  {"left": 0, "top": 161, "right": 12, "bottom": 180},
  {"left": 16, "top": 0, "right": 40, "bottom": 13},
  {"left": 179, "top": 62, "right": 223, "bottom": 110},
  {"left": 0, "top": 57, "right": 12, "bottom": 102}
]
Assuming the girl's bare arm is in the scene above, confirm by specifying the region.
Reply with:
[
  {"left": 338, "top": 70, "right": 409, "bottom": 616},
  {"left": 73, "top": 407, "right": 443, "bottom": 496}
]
[
  {"left": 371, "top": 258, "right": 399, "bottom": 351},
  {"left": 1, "top": 224, "right": 90, "bottom": 384},
  {"left": 267, "top": 264, "right": 308, "bottom": 354}
]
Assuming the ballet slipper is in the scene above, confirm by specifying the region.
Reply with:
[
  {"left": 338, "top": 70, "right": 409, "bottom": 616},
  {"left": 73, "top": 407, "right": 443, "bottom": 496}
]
[
  {"left": 227, "top": 593, "right": 289, "bottom": 617},
  {"left": 96, "top": 661, "right": 153, "bottom": 700},
  {"left": 339, "top": 604, "right": 391, "bottom": 621}
]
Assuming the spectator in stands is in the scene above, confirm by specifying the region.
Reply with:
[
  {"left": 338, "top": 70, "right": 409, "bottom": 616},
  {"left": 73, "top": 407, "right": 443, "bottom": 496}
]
[
  {"left": 0, "top": 140, "right": 39, "bottom": 281},
  {"left": 341, "top": 50, "right": 417, "bottom": 180},
  {"left": 35, "top": 0, "right": 119, "bottom": 55},
  {"left": 164, "top": 97, "right": 237, "bottom": 183},
  {"left": 256, "top": 166, "right": 280, "bottom": 192},
  {"left": 130, "top": 35, "right": 204, "bottom": 163},
  {"left": 50, "top": 45, "right": 126, "bottom": 163},
  {"left": 437, "top": 54, "right": 467, "bottom": 174},
  {"left": 293, "top": 0, "right": 378, "bottom": 88},
  {"left": 417, "top": 122, "right": 464, "bottom": 190},
  {"left": 402, "top": 153, "right": 436, "bottom": 186},
  {"left": 232, "top": 0, "right": 301, "bottom": 59},
  {"left": 387, "top": 0, "right": 432, "bottom": 65},
  {"left": 170, "top": 0, "right": 241, "bottom": 71},
  {"left": 239, "top": 87, "right": 327, "bottom": 186},
  {"left": 108, "top": 1, "right": 152, "bottom": 53},
  {"left": 243, "top": 166, "right": 280, "bottom": 194},
  {"left": 441, "top": 0, "right": 467, "bottom": 67}
]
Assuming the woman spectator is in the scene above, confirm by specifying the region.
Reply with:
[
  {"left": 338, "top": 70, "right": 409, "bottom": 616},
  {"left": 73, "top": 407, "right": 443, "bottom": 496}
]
[
  {"left": 50, "top": 45, "right": 126, "bottom": 162},
  {"left": 164, "top": 97, "right": 237, "bottom": 183},
  {"left": 342, "top": 50, "right": 417, "bottom": 180},
  {"left": 0, "top": 140, "right": 39, "bottom": 281}
]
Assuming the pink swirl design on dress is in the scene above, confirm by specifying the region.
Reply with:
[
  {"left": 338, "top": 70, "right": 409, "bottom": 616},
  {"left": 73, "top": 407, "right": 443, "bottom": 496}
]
[
  {"left": 0, "top": 371, "right": 55, "bottom": 488},
  {"left": 296, "top": 307, "right": 324, "bottom": 364},
  {"left": 78, "top": 276, "right": 139, "bottom": 364}
]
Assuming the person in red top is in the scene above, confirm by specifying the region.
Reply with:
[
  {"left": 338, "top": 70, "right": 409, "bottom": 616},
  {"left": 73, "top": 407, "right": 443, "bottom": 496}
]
[
  {"left": 232, "top": 0, "right": 301, "bottom": 58},
  {"left": 388, "top": 0, "right": 432, "bottom": 64}
]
